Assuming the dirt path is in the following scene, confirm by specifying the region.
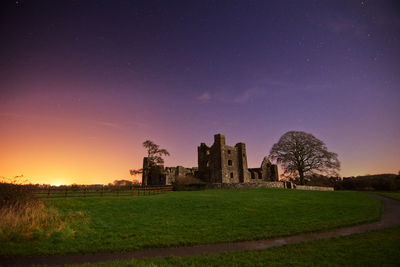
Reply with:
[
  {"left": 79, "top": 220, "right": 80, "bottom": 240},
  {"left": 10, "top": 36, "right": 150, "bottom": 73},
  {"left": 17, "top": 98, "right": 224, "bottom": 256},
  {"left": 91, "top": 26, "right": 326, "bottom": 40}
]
[{"left": 1, "top": 193, "right": 399, "bottom": 266}]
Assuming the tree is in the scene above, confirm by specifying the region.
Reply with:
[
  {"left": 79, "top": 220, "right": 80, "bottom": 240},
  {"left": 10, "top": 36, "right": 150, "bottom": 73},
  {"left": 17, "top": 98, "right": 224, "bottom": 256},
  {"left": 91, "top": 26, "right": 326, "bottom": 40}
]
[
  {"left": 130, "top": 140, "right": 170, "bottom": 176},
  {"left": 112, "top": 179, "right": 133, "bottom": 187},
  {"left": 269, "top": 131, "right": 340, "bottom": 185}
]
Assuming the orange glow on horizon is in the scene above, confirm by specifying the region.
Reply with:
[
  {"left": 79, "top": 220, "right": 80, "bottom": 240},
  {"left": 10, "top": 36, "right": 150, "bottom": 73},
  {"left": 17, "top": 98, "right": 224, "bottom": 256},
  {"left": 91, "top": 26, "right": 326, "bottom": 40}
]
[
  {"left": 0, "top": 107, "right": 148, "bottom": 185},
  {"left": 1, "top": 93, "right": 399, "bottom": 186}
]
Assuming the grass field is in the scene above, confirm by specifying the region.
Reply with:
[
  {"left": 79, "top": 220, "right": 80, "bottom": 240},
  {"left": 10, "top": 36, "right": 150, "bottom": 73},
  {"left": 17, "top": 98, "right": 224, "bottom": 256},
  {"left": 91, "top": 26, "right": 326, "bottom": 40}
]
[
  {"left": 0, "top": 188, "right": 381, "bottom": 256},
  {"left": 72, "top": 226, "right": 400, "bottom": 267},
  {"left": 32, "top": 187, "right": 172, "bottom": 198},
  {"left": 375, "top": 191, "right": 400, "bottom": 201}
]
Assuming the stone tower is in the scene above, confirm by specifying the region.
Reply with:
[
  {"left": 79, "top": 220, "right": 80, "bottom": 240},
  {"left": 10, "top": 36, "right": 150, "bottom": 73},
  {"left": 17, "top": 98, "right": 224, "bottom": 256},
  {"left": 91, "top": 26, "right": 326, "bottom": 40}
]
[{"left": 198, "top": 134, "right": 250, "bottom": 183}]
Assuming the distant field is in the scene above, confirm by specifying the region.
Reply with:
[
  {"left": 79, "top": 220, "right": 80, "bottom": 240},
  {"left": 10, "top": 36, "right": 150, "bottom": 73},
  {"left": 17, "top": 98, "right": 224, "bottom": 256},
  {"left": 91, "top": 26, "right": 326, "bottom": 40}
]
[
  {"left": 0, "top": 188, "right": 381, "bottom": 256},
  {"left": 375, "top": 191, "right": 400, "bottom": 201},
  {"left": 73, "top": 226, "right": 400, "bottom": 267}
]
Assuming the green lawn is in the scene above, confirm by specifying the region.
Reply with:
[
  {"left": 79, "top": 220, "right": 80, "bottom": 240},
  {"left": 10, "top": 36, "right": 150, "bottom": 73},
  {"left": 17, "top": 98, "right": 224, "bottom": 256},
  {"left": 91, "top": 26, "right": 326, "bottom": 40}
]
[
  {"left": 375, "top": 191, "right": 400, "bottom": 201},
  {"left": 72, "top": 226, "right": 400, "bottom": 267},
  {"left": 0, "top": 188, "right": 382, "bottom": 256}
]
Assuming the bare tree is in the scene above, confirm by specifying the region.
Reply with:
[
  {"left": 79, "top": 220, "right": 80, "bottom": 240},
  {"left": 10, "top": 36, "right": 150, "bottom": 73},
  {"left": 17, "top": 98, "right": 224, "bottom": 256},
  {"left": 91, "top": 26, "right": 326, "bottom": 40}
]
[
  {"left": 269, "top": 131, "right": 340, "bottom": 185},
  {"left": 130, "top": 140, "right": 170, "bottom": 176}
]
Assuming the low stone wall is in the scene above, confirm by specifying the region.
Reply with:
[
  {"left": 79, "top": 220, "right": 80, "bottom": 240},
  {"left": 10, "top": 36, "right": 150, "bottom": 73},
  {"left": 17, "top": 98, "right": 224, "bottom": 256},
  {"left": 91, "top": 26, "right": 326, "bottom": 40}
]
[
  {"left": 174, "top": 182, "right": 334, "bottom": 191},
  {"left": 295, "top": 185, "right": 334, "bottom": 191},
  {"left": 174, "top": 184, "right": 207, "bottom": 191},
  {"left": 205, "top": 182, "right": 286, "bottom": 190}
]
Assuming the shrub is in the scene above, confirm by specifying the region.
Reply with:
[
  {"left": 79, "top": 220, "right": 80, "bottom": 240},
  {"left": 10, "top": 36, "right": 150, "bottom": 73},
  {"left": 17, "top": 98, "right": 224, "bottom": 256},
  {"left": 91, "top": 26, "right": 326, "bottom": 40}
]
[
  {"left": 299, "top": 174, "right": 339, "bottom": 187},
  {"left": 336, "top": 174, "right": 400, "bottom": 191},
  {"left": 0, "top": 178, "right": 38, "bottom": 210},
  {"left": 291, "top": 173, "right": 400, "bottom": 191}
]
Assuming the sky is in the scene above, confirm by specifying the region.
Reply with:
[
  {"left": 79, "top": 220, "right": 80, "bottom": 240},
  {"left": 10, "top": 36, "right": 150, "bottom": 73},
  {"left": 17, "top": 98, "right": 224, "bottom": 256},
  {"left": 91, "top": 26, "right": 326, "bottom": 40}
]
[{"left": 1, "top": 0, "right": 399, "bottom": 185}]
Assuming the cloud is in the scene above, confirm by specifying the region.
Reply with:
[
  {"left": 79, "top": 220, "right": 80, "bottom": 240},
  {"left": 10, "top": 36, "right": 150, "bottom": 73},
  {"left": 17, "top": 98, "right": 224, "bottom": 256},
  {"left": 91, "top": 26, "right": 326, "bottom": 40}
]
[
  {"left": 0, "top": 112, "right": 49, "bottom": 120},
  {"left": 233, "top": 78, "right": 292, "bottom": 104},
  {"left": 0, "top": 112, "right": 21, "bottom": 118},
  {"left": 326, "top": 18, "right": 367, "bottom": 36},
  {"left": 125, "top": 121, "right": 148, "bottom": 128},
  {"left": 197, "top": 92, "right": 211, "bottom": 103},
  {"left": 95, "top": 121, "right": 123, "bottom": 129},
  {"left": 0, "top": 112, "right": 147, "bottom": 131},
  {"left": 234, "top": 88, "right": 256, "bottom": 104},
  {"left": 96, "top": 120, "right": 149, "bottom": 130}
]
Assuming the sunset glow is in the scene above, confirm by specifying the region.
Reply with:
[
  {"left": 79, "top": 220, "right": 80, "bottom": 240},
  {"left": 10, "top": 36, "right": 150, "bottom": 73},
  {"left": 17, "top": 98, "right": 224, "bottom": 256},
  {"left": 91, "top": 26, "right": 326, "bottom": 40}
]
[{"left": 1, "top": 1, "right": 399, "bottom": 185}]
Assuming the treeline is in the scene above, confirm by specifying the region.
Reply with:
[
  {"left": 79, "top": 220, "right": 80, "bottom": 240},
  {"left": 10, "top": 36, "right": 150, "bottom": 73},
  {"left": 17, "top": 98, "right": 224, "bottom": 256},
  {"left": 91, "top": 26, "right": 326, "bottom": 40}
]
[
  {"left": 0, "top": 177, "right": 142, "bottom": 190},
  {"left": 297, "top": 173, "right": 400, "bottom": 191},
  {"left": 34, "top": 181, "right": 142, "bottom": 191}
]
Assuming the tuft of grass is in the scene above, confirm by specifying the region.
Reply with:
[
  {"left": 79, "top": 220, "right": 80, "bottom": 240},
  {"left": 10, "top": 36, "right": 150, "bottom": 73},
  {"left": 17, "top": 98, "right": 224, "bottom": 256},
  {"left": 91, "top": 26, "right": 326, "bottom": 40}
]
[
  {"left": 0, "top": 201, "right": 63, "bottom": 241},
  {"left": 0, "top": 179, "right": 85, "bottom": 244},
  {"left": 0, "top": 188, "right": 382, "bottom": 257}
]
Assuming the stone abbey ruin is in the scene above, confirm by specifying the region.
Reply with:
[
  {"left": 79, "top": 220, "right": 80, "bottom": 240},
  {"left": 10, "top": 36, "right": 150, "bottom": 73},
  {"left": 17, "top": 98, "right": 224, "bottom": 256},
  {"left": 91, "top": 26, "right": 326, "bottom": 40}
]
[{"left": 142, "top": 134, "right": 279, "bottom": 186}]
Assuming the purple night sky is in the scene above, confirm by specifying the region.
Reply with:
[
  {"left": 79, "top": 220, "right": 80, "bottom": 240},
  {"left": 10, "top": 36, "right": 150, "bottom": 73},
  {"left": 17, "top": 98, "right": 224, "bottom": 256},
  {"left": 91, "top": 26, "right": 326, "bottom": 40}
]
[{"left": 1, "top": 0, "right": 399, "bottom": 185}]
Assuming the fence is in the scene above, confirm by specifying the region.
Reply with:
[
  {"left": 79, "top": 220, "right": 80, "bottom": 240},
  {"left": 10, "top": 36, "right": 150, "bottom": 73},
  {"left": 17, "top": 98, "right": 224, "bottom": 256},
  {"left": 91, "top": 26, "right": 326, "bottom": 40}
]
[{"left": 32, "top": 185, "right": 174, "bottom": 198}]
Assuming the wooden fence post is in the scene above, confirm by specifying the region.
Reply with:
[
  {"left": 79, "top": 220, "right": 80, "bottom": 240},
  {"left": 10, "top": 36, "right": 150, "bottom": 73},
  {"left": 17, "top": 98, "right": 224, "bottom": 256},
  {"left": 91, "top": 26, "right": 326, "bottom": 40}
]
[
  {"left": 47, "top": 187, "right": 50, "bottom": 198},
  {"left": 65, "top": 188, "right": 68, "bottom": 198},
  {"left": 101, "top": 186, "right": 104, "bottom": 197},
  {"left": 84, "top": 188, "right": 86, "bottom": 198}
]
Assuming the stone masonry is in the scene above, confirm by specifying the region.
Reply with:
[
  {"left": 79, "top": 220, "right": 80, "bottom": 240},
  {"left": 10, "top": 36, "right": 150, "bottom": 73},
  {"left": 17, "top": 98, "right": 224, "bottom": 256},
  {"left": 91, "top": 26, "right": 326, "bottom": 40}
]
[
  {"left": 142, "top": 134, "right": 278, "bottom": 185},
  {"left": 198, "top": 134, "right": 278, "bottom": 183}
]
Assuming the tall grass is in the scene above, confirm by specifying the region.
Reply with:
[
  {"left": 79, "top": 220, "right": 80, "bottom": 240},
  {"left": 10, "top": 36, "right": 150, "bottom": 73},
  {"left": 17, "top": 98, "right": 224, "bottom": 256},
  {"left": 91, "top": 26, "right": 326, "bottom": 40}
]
[
  {"left": 0, "top": 178, "right": 80, "bottom": 241},
  {"left": 0, "top": 201, "right": 65, "bottom": 241}
]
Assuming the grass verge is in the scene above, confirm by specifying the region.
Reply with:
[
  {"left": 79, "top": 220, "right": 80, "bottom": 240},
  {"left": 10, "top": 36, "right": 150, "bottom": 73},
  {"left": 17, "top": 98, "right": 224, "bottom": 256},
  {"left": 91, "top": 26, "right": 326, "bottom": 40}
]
[
  {"left": 69, "top": 226, "right": 400, "bottom": 267},
  {"left": 375, "top": 191, "right": 400, "bottom": 201},
  {"left": 1, "top": 188, "right": 382, "bottom": 256}
]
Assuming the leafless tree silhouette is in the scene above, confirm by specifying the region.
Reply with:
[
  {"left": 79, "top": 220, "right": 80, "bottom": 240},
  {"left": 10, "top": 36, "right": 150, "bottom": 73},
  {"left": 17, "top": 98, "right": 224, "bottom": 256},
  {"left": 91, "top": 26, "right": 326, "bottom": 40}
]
[{"left": 130, "top": 140, "right": 170, "bottom": 176}]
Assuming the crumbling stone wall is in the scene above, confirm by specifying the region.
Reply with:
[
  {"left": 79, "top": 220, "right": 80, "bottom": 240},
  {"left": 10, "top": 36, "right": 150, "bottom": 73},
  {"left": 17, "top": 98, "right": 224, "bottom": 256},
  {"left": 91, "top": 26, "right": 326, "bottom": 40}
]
[
  {"left": 142, "top": 158, "right": 197, "bottom": 186},
  {"left": 248, "top": 157, "right": 279, "bottom": 182},
  {"left": 295, "top": 185, "right": 334, "bottom": 191},
  {"left": 198, "top": 134, "right": 278, "bottom": 184},
  {"left": 165, "top": 166, "right": 198, "bottom": 185},
  {"left": 142, "top": 133, "right": 279, "bottom": 186},
  {"left": 206, "top": 181, "right": 287, "bottom": 189},
  {"left": 198, "top": 134, "right": 250, "bottom": 183}
]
